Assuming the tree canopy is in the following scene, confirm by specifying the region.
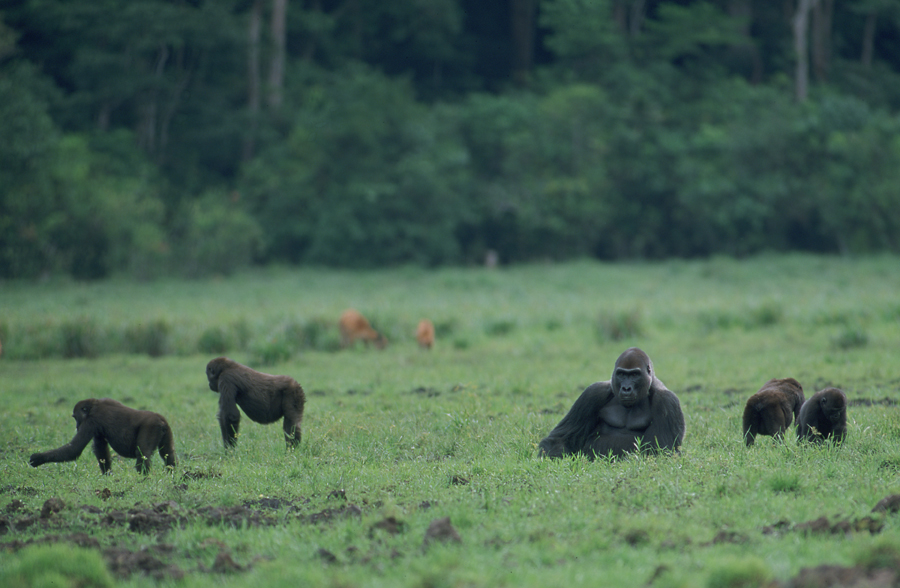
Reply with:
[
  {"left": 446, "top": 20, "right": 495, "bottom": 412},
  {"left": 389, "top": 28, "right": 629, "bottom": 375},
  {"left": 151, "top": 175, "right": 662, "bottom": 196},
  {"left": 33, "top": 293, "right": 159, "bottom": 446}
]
[{"left": 2, "top": 0, "right": 900, "bottom": 277}]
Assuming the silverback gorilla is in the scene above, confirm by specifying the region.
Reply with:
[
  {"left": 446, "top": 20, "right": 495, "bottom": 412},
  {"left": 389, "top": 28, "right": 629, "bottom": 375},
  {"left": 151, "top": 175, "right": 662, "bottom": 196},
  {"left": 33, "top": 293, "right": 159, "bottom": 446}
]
[
  {"left": 29, "top": 398, "right": 176, "bottom": 474},
  {"left": 206, "top": 356, "right": 306, "bottom": 449},
  {"left": 742, "top": 378, "right": 805, "bottom": 446},
  {"left": 797, "top": 387, "right": 848, "bottom": 444},
  {"left": 538, "top": 348, "right": 685, "bottom": 459}
]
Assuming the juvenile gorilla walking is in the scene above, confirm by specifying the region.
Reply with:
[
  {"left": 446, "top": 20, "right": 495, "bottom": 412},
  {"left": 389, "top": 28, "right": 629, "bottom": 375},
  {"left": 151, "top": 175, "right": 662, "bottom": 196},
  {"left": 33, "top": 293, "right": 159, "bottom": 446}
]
[
  {"left": 206, "top": 357, "right": 306, "bottom": 448},
  {"left": 742, "top": 377, "right": 805, "bottom": 446},
  {"left": 29, "top": 398, "right": 176, "bottom": 474},
  {"left": 539, "top": 348, "right": 685, "bottom": 459}
]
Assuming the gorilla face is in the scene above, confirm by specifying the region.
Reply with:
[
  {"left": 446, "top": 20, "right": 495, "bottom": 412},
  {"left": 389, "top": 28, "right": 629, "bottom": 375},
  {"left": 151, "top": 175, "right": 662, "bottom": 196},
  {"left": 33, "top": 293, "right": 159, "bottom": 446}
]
[
  {"left": 820, "top": 391, "right": 846, "bottom": 423},
  {"left": 612, "top": 348, "right": 652, "bottom": 407}
]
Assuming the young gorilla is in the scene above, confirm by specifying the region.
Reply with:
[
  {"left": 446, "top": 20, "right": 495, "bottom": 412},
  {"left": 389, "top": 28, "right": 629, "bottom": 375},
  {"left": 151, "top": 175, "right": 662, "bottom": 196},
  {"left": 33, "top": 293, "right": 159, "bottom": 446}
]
[
  {"left": 29, "top": 398, "right": 176, "bottom": 474},
  {"left": 206, "top": 357, "right": 306, "bottom": 449},
  {"left": 797, "top": 387, "right": 848, "bottom": 444},
  {"left": 742, "top": 377, "right": 805, "bottom": 446},
  {"left": 538, "top": 347, "right": 685, "bottom": 459}
]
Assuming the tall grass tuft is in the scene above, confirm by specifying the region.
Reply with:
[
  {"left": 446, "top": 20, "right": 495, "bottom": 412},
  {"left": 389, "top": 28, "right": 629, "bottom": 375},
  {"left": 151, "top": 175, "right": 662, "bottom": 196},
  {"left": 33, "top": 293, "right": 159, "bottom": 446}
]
[
  {"left": 746, "top": 302, "right": 783, "bottom": 328},
  {"left": 832, "top": 325, "right": 869, "bottom": 350},
  {"left": 60, "top": 318, "right": 101, "bottom": 358},
  {"left": 485, "top": 319, "right": 517, "bottom": 337},
  {"left": 597, "top": 308, "right": 643, "bottom": 341},
  {"left": 0, "top": 544, "right": 113, "bottom": 588},
  {"left": 197, "top": 325, "right": 232, "bottom": 354},
  {"left": 768, "top": 472, "right": 802, "bottom": 493},
  {"left": 705, "top": 557, "right": 772, "bottom": 588},
  {"left": 125, "top": 318, "right": 170, "bottom": 357}
]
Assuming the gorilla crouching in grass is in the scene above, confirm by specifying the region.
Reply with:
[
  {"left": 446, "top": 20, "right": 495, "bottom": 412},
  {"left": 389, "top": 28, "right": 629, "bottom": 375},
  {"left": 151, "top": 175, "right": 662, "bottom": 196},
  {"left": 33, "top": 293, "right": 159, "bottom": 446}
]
[
  {"left": 742, "top": 377, "right": 805, "bottom": 446},
  {"left": 539, "top": 348, "right": 685, "bottom": 459}
]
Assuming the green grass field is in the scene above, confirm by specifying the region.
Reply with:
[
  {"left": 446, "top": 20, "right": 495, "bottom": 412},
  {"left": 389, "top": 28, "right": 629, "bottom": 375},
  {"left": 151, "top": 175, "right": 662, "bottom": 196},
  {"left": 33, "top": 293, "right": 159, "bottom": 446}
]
[{"left": 2, "top": 254, "right": 900, "bottom": 588}]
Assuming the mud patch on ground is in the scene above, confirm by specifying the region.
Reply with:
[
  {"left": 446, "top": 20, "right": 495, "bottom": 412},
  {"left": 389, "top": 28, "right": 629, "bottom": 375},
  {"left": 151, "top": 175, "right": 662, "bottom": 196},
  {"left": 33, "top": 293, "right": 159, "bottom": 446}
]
[
  {"left": 784, "top": 565, "right": 896, "bottom": 588},
  {"left": 0, "top": 492, "right": 365, "bottom": 580},
  {"left": 104, "top": 544, "right": 185, "bottom": 580},
  {"left": 0, "top": 532, "right": 183, "bottom": 581},
  {"left": 763, "top": 515, "right": 882, "bottom": 536},
  {"left": 872, "top": 494, "right": 900, "bottom": 513},
  {"left": 761, "top": 495, "right": 900, "bottom": 538},
  {"left": 848, "top": 397, "right": 898, "bottom": 407},
  {"left": 422, "top": 517, "right": 461, "bottom": 548},
  {"left": 410, "top": 386, "right": 441, "bottom": 397},
  {"left": 701, "top": 530, "right": 748, "bottom": 546}
]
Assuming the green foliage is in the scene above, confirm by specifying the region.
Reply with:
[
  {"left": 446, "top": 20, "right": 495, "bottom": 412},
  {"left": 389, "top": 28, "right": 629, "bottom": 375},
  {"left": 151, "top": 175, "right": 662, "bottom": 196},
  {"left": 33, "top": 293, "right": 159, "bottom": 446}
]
[
  {"left": 124, "top": 318, "right": 170, "bottom": 357},
  {"left": 644, "top": 2, "right": 748, "bottom": 61},
  {"left": 243, "top": 65, "right": 468, "bottom": 267},
  {"left": 704, "top": 557, "right": 772, "bottom": 588},
  {"left": 197, "top": 325, "right": 231, "bottom": 355},
  {"left": 832, "top": 326, "right": 870, "bottom": 350},
  {"left": 0, "top": 62, "right": 62, "bottom": 278},
  {"left": 59, "top": 317, "right": 101, "bottom": 358},
  {"left": 0, "top": 544, "right": 113, "bottom": 588},
  {"left": 176, "top": 191, "right": 263, "bottom": 278},
  {"left": 597, "top": 308, "right": 644, "bottom": 342},
  {"left": 768, "top": 473, "right": 802, "bottom": 493}
]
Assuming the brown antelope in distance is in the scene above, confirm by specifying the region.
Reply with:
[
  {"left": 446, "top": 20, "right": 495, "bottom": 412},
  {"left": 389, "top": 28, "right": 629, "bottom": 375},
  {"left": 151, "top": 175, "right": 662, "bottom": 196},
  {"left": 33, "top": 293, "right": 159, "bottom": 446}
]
[
  {"left": 339, "top": 309, "right": 388, "bottom": 349},
  {"left": 416, "top": 319, "right": 435, "bottom": 350}
]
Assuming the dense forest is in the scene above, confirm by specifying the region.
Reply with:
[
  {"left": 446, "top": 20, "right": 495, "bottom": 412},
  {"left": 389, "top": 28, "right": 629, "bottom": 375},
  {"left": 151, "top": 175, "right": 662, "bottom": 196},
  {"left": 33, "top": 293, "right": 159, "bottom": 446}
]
[{"left": 2, "top": 0, "right": 900, "bottom": 279}]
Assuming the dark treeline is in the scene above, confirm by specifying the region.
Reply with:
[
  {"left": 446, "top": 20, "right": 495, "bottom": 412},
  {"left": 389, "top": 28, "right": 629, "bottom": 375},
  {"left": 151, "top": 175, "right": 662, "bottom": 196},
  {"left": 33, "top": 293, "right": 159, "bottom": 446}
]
[{"left": 2, "top": 0, "right": 900, "bottom": 279}]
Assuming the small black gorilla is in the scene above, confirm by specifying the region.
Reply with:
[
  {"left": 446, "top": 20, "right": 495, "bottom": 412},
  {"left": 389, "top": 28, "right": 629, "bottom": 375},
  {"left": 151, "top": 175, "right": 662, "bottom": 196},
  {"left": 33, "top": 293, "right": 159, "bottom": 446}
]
[
  {"left": 797, "top": 387, "right": 847, "bottom": 444},
  {"left": 30, "top": 398, "right": 176, "bottom": 474},
  {"left": 206, "top": 356, "right": 306, "bottom": 448},
  {"left": 538, "top": 347, "right": 685, "bottom": 459},
  {"left": 742, "top": 378, "right": 805, "bottom": 446}
]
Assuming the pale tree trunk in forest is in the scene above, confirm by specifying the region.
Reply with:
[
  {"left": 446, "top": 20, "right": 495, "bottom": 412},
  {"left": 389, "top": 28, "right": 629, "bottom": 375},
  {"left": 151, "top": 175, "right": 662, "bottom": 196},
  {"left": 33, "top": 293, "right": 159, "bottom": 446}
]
[
  {"left": 268, "top": 0, "right": 286, "bottom": 111},
  {"left": 861, "top": 12, "right": 876, "bottom": 68},
  {"left": 138, "top": 44, "right": 169, "bottom": 155},
  {"left": 612, "top": 1, "right": 645, "bottom": 36},
  {"left": 509, "top": 0, "right": 537, "bottom": 83},
  {"left": 138, "top": 42, "right": 193, "bottom": 162},
  {"left": 244, "top": 0, "right": 262, "bottom": 161},
  {"left": 811, "top": 0, "right": 833, "bottom": 82},
  {"left": 629, "top": 0, "right": 645, "bottom": 36},
  {"left": 159, "top": 46, "right": 192, "bottom": 157},
  {"left": 793, "top": 0, "right": 819, "bottom": 102}
]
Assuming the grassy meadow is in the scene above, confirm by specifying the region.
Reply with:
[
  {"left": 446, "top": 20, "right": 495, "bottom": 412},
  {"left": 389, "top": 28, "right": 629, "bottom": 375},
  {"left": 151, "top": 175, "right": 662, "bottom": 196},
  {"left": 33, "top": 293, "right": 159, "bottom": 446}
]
[{"left": 1, "top": 254, "right": 900, "bottom": 587}]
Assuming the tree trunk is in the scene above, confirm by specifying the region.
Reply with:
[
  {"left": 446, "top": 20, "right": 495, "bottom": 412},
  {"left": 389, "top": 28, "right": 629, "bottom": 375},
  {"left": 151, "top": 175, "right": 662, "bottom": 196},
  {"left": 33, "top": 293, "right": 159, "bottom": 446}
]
[
  {"left": 267, "top": 0, "right": 287, "bottom": 111},
  {"left": 792, "top": 0, "right": 818, "bottom": 102},
  {"left": 243, "top": 0, "right": 262, "bottom": 161},
  {"left": 861, "top": 12, "right": 876, "bottom": 69},
  {"left": 508, "top": 0, "right": 537, "bottom": 84},
  {"left": 138, "top": 43, "right": 169, "bottom": 155},
  {"left": 612, "top": 1, "right": 644, "bottom": 36},
  {"left": 629, "top": 0, "right": 646, "bottom": 37},
  {"left": 613, "top": 1, "right": 627, "bottom": 32},
  {"left": 811, "top": 0, "right": 833, "bottom": 82}
]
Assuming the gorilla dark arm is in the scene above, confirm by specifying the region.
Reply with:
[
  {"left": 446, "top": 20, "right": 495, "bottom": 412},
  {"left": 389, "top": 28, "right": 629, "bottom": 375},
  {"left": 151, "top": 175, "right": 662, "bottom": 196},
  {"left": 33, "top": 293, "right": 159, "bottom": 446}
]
[
  {"left": 639, "top": 385, "right": 686, "bottom": 453},
  {"left": 29, "top": 424, "right": 95, "bottom": 468},
  {"left": 538, "top": 383, "right": 613, "bottom": 458},
  {"left": 216, "top": 377, "right": 243, "bottom": 448}
]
